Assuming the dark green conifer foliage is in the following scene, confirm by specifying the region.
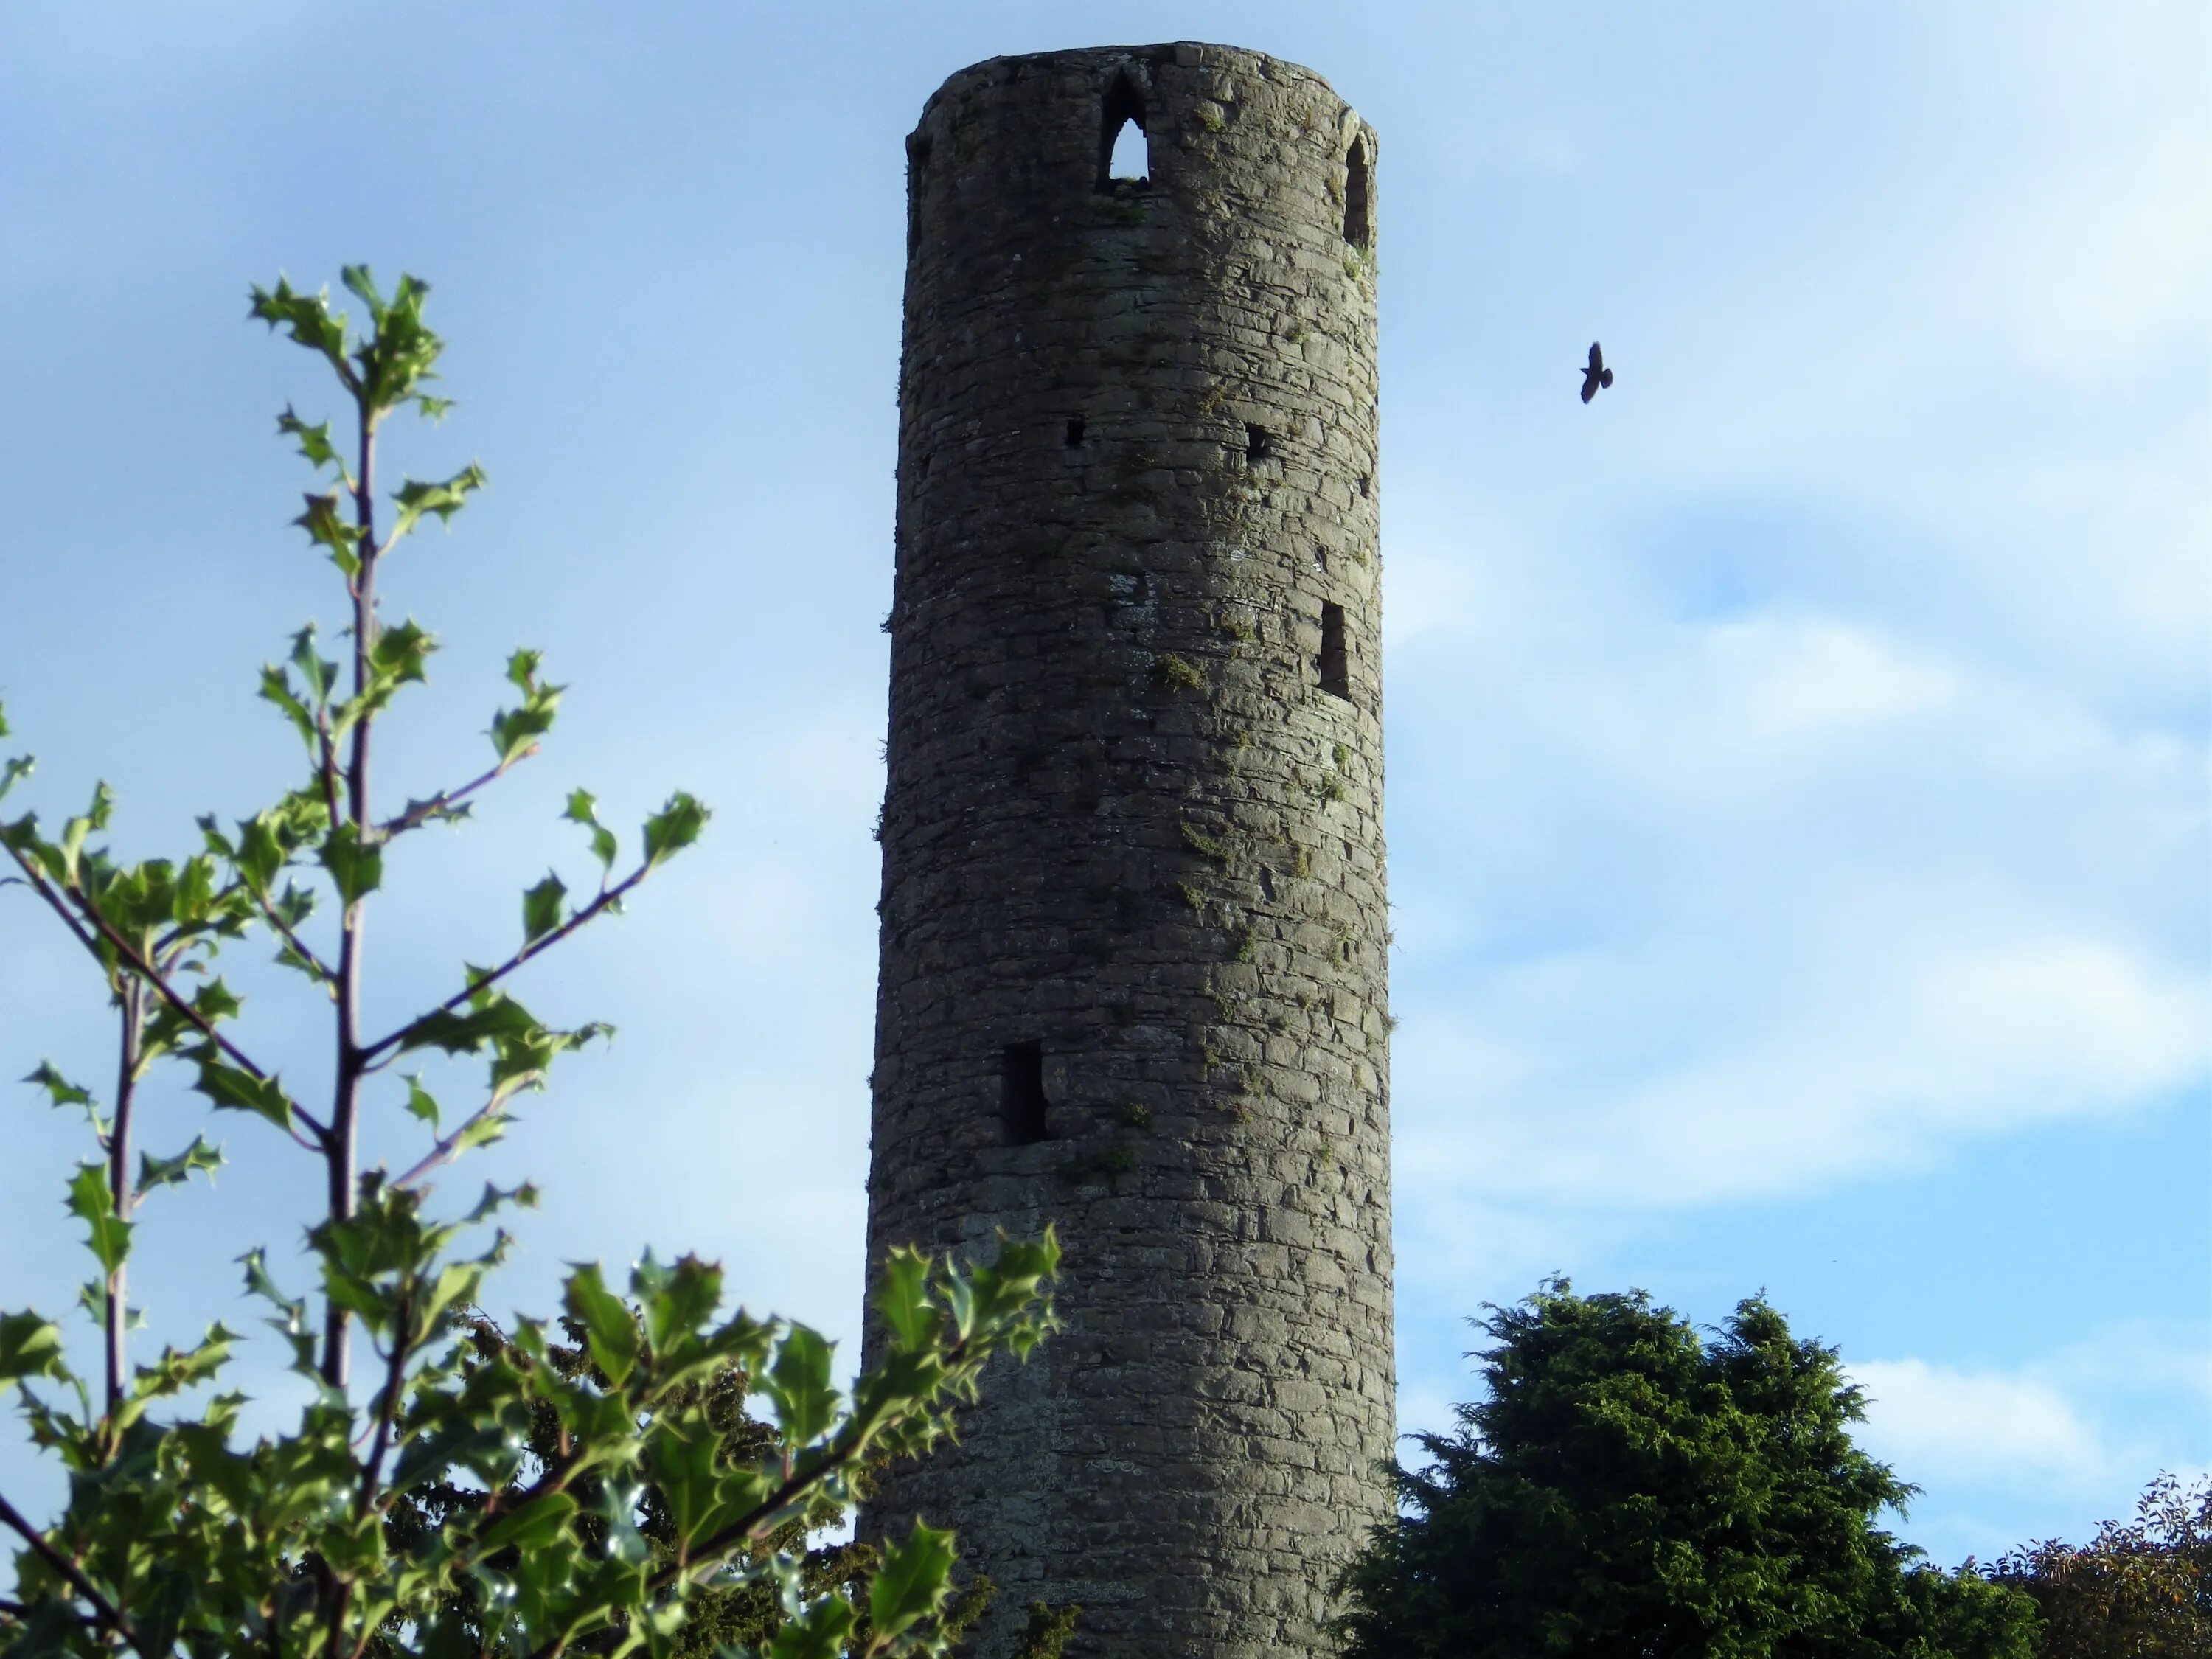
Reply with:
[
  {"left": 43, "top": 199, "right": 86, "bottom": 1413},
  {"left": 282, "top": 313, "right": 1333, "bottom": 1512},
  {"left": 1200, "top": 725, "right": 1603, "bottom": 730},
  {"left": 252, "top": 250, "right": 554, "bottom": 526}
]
[{"left": 1333, "top": 1281, "right": 2039, "bottom": 1658}]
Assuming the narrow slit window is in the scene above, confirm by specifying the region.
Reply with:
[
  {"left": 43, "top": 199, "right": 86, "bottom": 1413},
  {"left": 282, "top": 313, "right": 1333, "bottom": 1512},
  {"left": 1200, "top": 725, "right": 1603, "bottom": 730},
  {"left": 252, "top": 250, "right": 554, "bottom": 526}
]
[
  {"left": 1098, "top": 75, "right": 1150, "bottom": 192},
  {"left": 1343, "top": 134, "right": 1373, "bottom": 248},
  {"left": 1065, "top": 417, "right": 1086, "bottom": 448},
  {"left": 1001, "top": 1040, "right": 1051, "bottom": 1145},
  {"left": 1319, "top": 602, "right": 1351, "bottom": 700},
  {"left": 1245, "top": 423, "right": 1273, "bottom": 463},
  {"left": 906, "top": 131, "right": 933, "bottom": 256}
]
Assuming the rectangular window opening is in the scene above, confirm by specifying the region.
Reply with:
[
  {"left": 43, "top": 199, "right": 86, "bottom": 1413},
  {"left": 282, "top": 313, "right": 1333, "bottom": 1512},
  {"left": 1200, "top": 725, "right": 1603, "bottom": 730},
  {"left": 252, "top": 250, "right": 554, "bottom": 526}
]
[
  {"left": 1065, "top": 416, "right": 1086, "bottom": 448},
  {"left": 1245, "top": 423, "right": 1273, "bottom": 463},
  {"left": 1001, "top": 1040, "right": 1051, "bottom": 1145},
  {"left": 1319, "top": 602, "right": 1351, "bottom": 700}
]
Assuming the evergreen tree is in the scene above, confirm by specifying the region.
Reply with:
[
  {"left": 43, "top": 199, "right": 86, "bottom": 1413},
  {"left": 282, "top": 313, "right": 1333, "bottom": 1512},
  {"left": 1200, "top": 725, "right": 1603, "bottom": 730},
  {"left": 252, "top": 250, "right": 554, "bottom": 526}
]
[{"left": 1334, "top": 1281, "right": 2038, "bottom": 1658}]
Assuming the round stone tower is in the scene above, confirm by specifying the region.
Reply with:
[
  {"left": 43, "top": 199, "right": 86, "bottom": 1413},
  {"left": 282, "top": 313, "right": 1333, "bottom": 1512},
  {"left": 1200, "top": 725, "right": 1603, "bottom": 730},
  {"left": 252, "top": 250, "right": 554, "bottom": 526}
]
[{"left": 863, "top": 42, "right": 1391, "bottom": 1658}]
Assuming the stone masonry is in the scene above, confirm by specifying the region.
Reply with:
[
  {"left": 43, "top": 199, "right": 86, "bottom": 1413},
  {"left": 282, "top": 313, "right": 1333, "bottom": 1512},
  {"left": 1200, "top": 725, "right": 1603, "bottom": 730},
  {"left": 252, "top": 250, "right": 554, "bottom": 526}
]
[{"left": 861, "top": 43, "right": 1392, "bottom": 1658}]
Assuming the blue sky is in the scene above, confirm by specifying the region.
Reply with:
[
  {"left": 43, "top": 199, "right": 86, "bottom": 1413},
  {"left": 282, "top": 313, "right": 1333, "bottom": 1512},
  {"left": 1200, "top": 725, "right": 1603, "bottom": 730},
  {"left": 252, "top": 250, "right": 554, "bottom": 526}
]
[{"left": 1, "top": 1, "right": 2204, "bottom": 1570}]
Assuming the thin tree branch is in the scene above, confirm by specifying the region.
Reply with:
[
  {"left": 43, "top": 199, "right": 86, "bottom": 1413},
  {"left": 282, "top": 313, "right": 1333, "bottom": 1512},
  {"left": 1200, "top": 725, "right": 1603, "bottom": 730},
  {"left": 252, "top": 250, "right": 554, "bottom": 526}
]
[
  {"left": 0, "top": 1489, "right": 143, "bottom": 1655},
  {"left": 321, "top": 392, "right": 378, "bottom": 1395},
  {"left": 104, "top": 985, "right": 142, "bottom": 1419},
  {"left": 249, "top": 884, "right": 338, "bottom": 987},
  {"left": 3, "top": 844, "right": 102, "bottom": 959},
  {"left": 355, "top": 1300, "right": 413, "bottom": 1518},
  {"left": 375, "top": 759, "right": 512, "bottom": 839},
  {"left": 391, "top": 1093, "right": 507, "bottom": 1192},
  {"left": 4, "top": 847, "right": 333, "bottom": 1145},
  {"left": 360, "top": 869, "right": 646, "bottom": 1065}
]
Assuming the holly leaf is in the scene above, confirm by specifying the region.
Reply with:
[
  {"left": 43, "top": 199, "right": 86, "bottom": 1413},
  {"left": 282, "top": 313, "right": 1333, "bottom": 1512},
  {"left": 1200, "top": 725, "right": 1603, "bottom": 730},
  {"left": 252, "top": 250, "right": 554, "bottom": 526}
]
[
  {"left": 319, "top": 823, "right": 383, "bottom": 907},
  {"left": 765, "top": 1324, "right": 838, "bottom": 1447},
  {"left": 871, "top": 1521, "right": 957, "bottom": 1641},
  {"left": 489, "top": 653, "right": 563, "bottom": 766},
  {"left": 563, "top": 789, "right": 617, "bottom": 875},
  {"left": 401, "top": 1074, "right": 439, "bottom": 1130},
  {"left": 248, "top": 276, "right": 352, "bottom": 382},
  {"left": 138, "top": 1135, "right": 223, "bottom": 1197},
  {"left": 24, "top": 1062, "right": 94, "bottom": 1115},
  {"left": 193, "top": 1058, "right": 296, "bottom": 1136},
  {"left": 293, "top": 493, "right": 364, "bottom": 578},
  {"left": 276, "top": 406, "right": 347, "bottom": 478},
  {"left": 66, "top": 1164, "right": 132, "bottom": 1276},
  {"left": 390, "top": 462, "right": 487, "bottom": 543},
  {"left": 641, "top": 792, "right": 709, "bottom": 867},
  {"left": 563, "top": 1263, "right": 640, "bottom": 1388},
  {"left": 0, "top": 1312, "right": 66, "bottom": 1384},
  {"left": 522, "top": 872, "right": 566, "bottom": 946}
]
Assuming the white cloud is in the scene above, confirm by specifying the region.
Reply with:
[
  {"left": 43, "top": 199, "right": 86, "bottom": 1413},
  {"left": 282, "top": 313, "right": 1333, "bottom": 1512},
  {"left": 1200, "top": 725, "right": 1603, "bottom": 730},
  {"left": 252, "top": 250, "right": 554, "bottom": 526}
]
[{"left": 1851, "top": 1357, "right": 2108, "bottom": 1486}]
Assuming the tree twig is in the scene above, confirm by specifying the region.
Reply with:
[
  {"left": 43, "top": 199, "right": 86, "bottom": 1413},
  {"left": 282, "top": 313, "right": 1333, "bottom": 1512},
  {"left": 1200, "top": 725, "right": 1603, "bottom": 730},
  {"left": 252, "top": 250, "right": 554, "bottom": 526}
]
[
  {"left": 4, "top": 847, "right": 332, "bottom": 1146},
  {"left": 0, "top": 1489, "right": 143, "bottom": 1654},
  {"left": 360, "top": 869, "right": 644, "bottom": 1065},
  {"left": 375, "top": 759, "right": 512, "bottom": 838}
]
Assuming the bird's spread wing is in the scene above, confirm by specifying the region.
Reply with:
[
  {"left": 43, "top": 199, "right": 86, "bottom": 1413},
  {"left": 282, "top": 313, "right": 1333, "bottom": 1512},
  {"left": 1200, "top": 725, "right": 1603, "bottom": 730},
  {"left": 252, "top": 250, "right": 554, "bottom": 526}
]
[
  {"left": 1579, "top": 375, "right": 1598, "bottom": 404},
  {"left": 1587, "top": 341, "right": 1604, "bottom": 372}
]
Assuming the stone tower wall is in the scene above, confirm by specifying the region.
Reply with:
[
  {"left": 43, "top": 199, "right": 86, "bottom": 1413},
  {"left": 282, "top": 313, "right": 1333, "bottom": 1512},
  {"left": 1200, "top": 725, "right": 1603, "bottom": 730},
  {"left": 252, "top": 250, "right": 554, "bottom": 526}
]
[{"left": 863, "top": 42, "right": 1392, "bottom": 1658}]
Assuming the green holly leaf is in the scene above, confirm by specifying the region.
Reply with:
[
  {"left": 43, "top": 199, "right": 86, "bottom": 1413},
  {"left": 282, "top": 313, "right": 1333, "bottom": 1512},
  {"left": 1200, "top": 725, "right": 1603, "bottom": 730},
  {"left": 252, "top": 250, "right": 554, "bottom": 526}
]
[
  {"left": 872, "top": 1248, "right": 936, "bottom": 1352},
  {"left": 138, "top": 1135, "right": 223, "bottom": 1197},
  {"left": 641, "top": 791, "right": 709, "bottom": 867},
  {"left": 522, "top": 871, "right": 566, "bottom": 945},
  {"left": 276, "top": 406, "right": 347, "bottom": 477},
  {"left": 0, "top": 1311, "right": 66, "bottom": 1384},
  {"left": 319, "top": 823, "right": 383, "bottom": 907},
  {"left": 489, "top": 652, "right": 563, "bottom": 765},
  {"left": 563, "top": 788, "right": 617, "bottom": 875},
  {"left": 193, "top": 1057, "right": 296, "bottom": 1135},
  {"left": 0, "top": 747, "right": 32, "bottom": 809},
  {"left": 631, "top": 1252, "right": 723, "bottom": 1357},
  {"left": 390, "top": 461, "right": 487, "bottom": 543},
  {"left": 765, "top": 1324, "right": 837, "bottom": 1446},
  {"left": 402, "top": 1074, "right": 439, "bottom": 1130},
  {"left": 289, "top": 625, "right": 339, "bottom": 707},
  {"left": 392, "top": 991, "right": 540, "bottom": 1057},
  {"left": 563, "top": 1263, "right": 640, "bottom": 1388},
  {"left": 294, "top": 492, "right": 364, "bottom": 578},
  {"left": 248, "top": 276, "right": 352, "bottom": 382},
  {"left": 24, "top": 1062, "right": 94, "bottom": 1114},
  {"left": 471, "top": 1490, "right": 577, "bottom": 1559},
  {"left": 871, "top": 1521, "right": 957, "bottom": 1641},
  {"left": 66, "top": 1164, "right": 131, "bottom": 1276},
  {"left": 258, "top": 664, "right": 317, "bottom": 750}
]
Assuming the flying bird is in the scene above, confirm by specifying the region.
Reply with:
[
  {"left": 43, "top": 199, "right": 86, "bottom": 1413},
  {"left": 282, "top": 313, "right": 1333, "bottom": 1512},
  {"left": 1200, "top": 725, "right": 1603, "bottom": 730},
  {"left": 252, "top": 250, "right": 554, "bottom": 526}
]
[{"left": 1579, "top": 341, "right": 1614, "bottom": 404}]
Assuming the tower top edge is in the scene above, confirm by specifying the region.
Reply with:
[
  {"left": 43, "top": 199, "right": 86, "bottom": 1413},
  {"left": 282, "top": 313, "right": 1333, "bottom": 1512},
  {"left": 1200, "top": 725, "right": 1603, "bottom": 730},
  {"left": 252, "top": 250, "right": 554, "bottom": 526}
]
[{"left": 920, "top": 41, "right": 1350, "bottom": 114}]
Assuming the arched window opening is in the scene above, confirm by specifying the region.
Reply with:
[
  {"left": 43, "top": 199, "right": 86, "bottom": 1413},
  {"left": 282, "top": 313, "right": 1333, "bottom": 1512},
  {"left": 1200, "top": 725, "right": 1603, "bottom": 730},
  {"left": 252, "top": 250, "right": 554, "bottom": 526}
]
[
  {"left": 1343, "top": 134, "right": 1373, "bottom": 248},
  {"left": 1001, "top": 1040, "right": 1051, "bottom": 1145},
  {"left": 1097, "top": 75, "right": 1150, "bottom": 192}
]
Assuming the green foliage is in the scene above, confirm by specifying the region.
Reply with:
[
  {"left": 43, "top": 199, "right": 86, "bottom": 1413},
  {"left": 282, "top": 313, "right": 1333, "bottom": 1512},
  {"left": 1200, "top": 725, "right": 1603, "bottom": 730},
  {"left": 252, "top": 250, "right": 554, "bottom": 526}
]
[
  {"left": 1334, "top": 1280, "right": 2040, "bottom": 1659},
  {"left": 0, "top": 271, "right": 1058, "bottom": 1658},
  {"left": 1992, "top": 1472, "right": 2212, "bottom": 1657}
]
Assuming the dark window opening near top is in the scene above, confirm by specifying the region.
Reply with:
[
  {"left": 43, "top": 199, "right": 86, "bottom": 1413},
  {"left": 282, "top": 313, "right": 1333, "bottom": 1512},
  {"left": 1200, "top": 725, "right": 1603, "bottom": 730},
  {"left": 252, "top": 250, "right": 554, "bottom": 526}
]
[
  {"left": 1001, "top": 1040, "right": 1051, "bottom": 1145},
  {"left": 906, "top": 131, "right": 933, "bottom": 255},
  {"left": 1343, "top": 135, "right": 1373, "bottom": 248},
  {"left": 1065, "top": 417, "right": 1086, "bottom": 448},
  {"left": 1319, "top": 602, "right": 1351, "bottom": 700},
  {"left": 1098, "top": 76, "right": 1150, "bottom": 192},
  {"left": 1245, "top": 424, "right": 1273, "bottom": 463}
]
